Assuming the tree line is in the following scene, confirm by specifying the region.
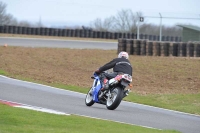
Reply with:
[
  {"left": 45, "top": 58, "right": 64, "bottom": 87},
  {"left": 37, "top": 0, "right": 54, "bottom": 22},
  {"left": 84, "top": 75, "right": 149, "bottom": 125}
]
[
  {"left": 0, "top": 1, "right": 42, "bottom": 27},
  {"left": 0, "top": 1, "right": 182, "bottom": 36},
  {"left": 89, "top": 9, "right": 182, "bottom": 36}
]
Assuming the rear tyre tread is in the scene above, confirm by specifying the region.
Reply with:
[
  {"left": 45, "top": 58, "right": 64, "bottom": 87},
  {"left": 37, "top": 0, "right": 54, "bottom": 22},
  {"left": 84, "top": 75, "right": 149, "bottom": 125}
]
[{"left": 106, "top": 88, "right": 123, "bottom": 110}]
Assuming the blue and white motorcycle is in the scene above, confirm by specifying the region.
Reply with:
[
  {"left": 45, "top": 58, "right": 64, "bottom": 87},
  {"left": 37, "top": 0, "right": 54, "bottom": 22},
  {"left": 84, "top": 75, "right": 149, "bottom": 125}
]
[{"left": 85, "top": 72, "right": 132, "bottom": 110}]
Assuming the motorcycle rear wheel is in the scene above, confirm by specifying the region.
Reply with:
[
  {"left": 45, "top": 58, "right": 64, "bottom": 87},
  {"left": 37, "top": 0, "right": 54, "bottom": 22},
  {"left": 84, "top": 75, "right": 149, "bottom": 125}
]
[
  {"left": 85, "top": 87, "right": 94, "bottom": 106},
  {"left": 106, "top": 87, "right": 123, "bottom": 110}
]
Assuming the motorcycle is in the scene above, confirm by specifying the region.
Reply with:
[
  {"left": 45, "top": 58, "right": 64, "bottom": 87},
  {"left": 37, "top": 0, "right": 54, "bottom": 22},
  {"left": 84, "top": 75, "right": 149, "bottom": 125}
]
[{"left": 85, "top": 72, "right": 132, "bottom": 110}]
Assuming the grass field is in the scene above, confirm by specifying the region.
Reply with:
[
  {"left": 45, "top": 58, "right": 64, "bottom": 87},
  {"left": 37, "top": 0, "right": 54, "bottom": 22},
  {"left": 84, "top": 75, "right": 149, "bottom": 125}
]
[
  {"left": 0, "top": 46, "right": 200, "bottom": 115},
  {"left": 0, "top": 104, "right": 180, "bottom": 133}
]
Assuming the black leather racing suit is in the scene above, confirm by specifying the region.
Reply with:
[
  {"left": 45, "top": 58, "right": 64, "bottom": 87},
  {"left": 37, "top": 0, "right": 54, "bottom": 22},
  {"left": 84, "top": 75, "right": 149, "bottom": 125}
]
[{"left": 98, "top": 57, "right": 132, "bottom": 82}]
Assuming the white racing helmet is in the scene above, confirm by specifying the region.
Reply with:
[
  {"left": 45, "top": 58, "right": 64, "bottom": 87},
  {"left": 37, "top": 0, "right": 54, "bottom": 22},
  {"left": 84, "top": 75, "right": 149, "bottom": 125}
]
[{"left": 118, "top": 51, "right": 129, "bottom": 59}]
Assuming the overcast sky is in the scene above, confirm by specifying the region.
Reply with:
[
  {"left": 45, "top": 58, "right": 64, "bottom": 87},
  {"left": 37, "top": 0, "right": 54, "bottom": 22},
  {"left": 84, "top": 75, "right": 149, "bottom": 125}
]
[{"left": 1, "top": 0, "right": 200, "bottom": 27}]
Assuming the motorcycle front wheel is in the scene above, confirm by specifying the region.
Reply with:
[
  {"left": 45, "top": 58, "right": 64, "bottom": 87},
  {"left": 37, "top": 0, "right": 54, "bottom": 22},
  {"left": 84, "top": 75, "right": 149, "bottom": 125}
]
[
  {"left": 106, "top": 87, "right": 123, "bottom": 110},
  {"left": 85, "top": 87, "right": 94, "bottom": 106}
]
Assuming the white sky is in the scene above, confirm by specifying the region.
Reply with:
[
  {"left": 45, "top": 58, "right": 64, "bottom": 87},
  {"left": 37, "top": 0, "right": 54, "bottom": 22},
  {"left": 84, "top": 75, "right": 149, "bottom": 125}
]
[{"left": 1, "top": 0, "right": 200, "bottom": 27}]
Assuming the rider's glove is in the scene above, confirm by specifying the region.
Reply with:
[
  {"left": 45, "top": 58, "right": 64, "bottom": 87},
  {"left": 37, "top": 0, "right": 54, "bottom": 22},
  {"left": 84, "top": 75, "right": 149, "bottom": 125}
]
[{"left": 94, "top": 70, "right": 100, "bottom": 75}]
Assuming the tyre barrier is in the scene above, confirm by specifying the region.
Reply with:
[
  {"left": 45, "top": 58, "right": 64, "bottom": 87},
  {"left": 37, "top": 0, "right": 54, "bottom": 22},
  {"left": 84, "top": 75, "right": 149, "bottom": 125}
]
[
  {"left": 0, "top": 25, "right": 181, "bottom": 41},
  {"left": 76, "top": 29, "right": 80, "bottom": 37},
  {"left": 27, "top": 27, "right": 31, "bottom": 35},
  {"left": 152, "top": 41, "right": 160, "bottom": 56},
  {"left": 169, "top": 42, "right": 178, "bottom": 56},
  {"left": 18, "top": 27, "right": 23, "bottom": 34},
  {"left": 160, "top": 42, "right": 170, "bottom": 56},
  {"left": 187, "top": 42, "right": 194, "bottom": 57},
  {"left": 140, "top": 40, "right": 147, "bottom": 55},
  {"left": 13, "top": 26, "right": 18, "bottom": 34},
  {"left": 115, "top": 32, "right": 120, "bottom": 39},
  {"left": 118, "top": 38, "right": 126, "bottom": 53},
  {"left": 178, "top": 42, "right": 187, "bottom": 57},
  {"left": 92, "top": 30, "right": 97, "bottom": 38},
  {"left": 194, "top": 42, "right": 200, "bottom": 57},
  {"left": 133, "top": 39, "right": 141, "bottom": 55},
  {"left": 118, "top": 39, "right": 200, "bottom": 57},
  {"left": 31, "top": 28, "right": 36, "bottom": 35},
  {"left": 5, "top": 25, "right": 9, "bottom": 33},
  {"left": 147, "top": 41, "right": 153, "bottom": 56},
  {"left": 126, "top": 39, "right": 133, "bottom": 55}
]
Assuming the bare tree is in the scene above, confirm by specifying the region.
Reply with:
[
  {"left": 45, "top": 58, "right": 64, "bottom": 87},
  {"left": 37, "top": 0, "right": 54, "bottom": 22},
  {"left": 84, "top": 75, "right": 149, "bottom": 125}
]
[
  {"left": 0, "top": 1, "right": 17, "bottom": 25},
  {"left": 90, "top": 18, "right": 103, "bottom": 31},
  {"left": 112, "top": 9, "right": 127, "bottom": 32},
  {"left": 140, "top": 24, "right": 158, "bottom": 35},
  {"left": 0, "top": 1, "right": 8, "bottom": 25},
  {"left": 90, "top": 9, "right": 183, "bottom": 36},
  {"left": 90, "top": 9, "right": 140, "bottom": 33},
  {"left": 34, "top": 16, "right": 44, "bottom": 27},
  {"left": 18, "top": 20, "right": 32, "bottom": 27},
  {"left": 139, "top": 23, "right": 182, "bottom": 36},
  {"left": 112, "top": 10, "right": 146, "bottom": 33},
  {"left": 162, "top": 25, "right": 182, "bottom": 36},
  {"left": 90, "top": 16, "right": 115, "bottom": 31},
  {"left": 0, "top": 1, "right": 36, "bottom": 27}
]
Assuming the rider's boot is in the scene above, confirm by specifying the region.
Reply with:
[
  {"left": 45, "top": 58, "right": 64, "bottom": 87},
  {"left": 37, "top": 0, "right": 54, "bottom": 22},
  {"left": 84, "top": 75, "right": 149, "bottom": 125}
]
[
  {"left": 101, "top": 78, "right": 109, "bottom": 91},
  {"left": 124, "top": 89, "right": 131, "bottom": 97}
]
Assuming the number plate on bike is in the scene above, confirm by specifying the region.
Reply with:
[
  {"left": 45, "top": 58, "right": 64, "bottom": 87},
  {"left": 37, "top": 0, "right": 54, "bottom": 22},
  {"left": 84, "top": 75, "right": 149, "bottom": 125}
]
[
  {"left": 122, "top": 74, "right": 132, "bottom": 82},
  {"left": 121, "top": 80, "right": 129, "bottom": 87}
]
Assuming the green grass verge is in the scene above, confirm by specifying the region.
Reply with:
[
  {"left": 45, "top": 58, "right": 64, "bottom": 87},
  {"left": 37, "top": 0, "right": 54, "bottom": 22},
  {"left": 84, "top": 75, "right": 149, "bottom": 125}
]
[
  {"left": 0, "top": 70, "right": 7, "bottom": 76},
  {"left": 0, "top": 104, "right": 180, "bottom": 133},
  {"left": 123, "top": 93, "right": 200, "bottom": 115}
]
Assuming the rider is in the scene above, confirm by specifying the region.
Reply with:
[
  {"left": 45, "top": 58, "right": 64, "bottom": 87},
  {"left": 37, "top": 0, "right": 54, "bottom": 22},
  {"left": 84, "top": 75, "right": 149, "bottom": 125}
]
[{"left": 95, "top": 51, "right": 132, "bottom": 91}]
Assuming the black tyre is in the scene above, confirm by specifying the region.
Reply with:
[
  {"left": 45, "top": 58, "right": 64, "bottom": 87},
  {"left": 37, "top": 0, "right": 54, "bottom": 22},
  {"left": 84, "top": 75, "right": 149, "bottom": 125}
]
[
  {"left": 85, "top": 88, "right": 94, "bottom": 106},
  {"left": 106, "top": 87, "right": 123, "bottom": 110}
]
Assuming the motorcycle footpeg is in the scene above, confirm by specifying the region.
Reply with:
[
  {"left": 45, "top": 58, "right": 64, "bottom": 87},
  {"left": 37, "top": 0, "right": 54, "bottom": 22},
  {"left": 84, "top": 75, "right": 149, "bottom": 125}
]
[
  {"left": 124, "top": 89, "right": 130, "bottom": 96},
  {"left": 98, "top": 91, "right": 106, "bottom": 99}
]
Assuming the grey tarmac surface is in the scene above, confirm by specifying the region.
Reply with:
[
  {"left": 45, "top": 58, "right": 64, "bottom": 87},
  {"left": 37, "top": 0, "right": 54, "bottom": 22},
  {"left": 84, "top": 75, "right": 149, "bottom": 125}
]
[{"left": 0, "top": 37, "right": 117, "bottom": 50}]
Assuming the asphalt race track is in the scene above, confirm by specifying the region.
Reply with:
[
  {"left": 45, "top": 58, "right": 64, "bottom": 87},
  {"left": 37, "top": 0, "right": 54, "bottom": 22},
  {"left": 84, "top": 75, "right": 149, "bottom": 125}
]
[
  {"left": 0, "top": 37, "right": 117, "bottom": 50},
  {"left": 0, "top": 37, "right": 200, "bottom": 133}
]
